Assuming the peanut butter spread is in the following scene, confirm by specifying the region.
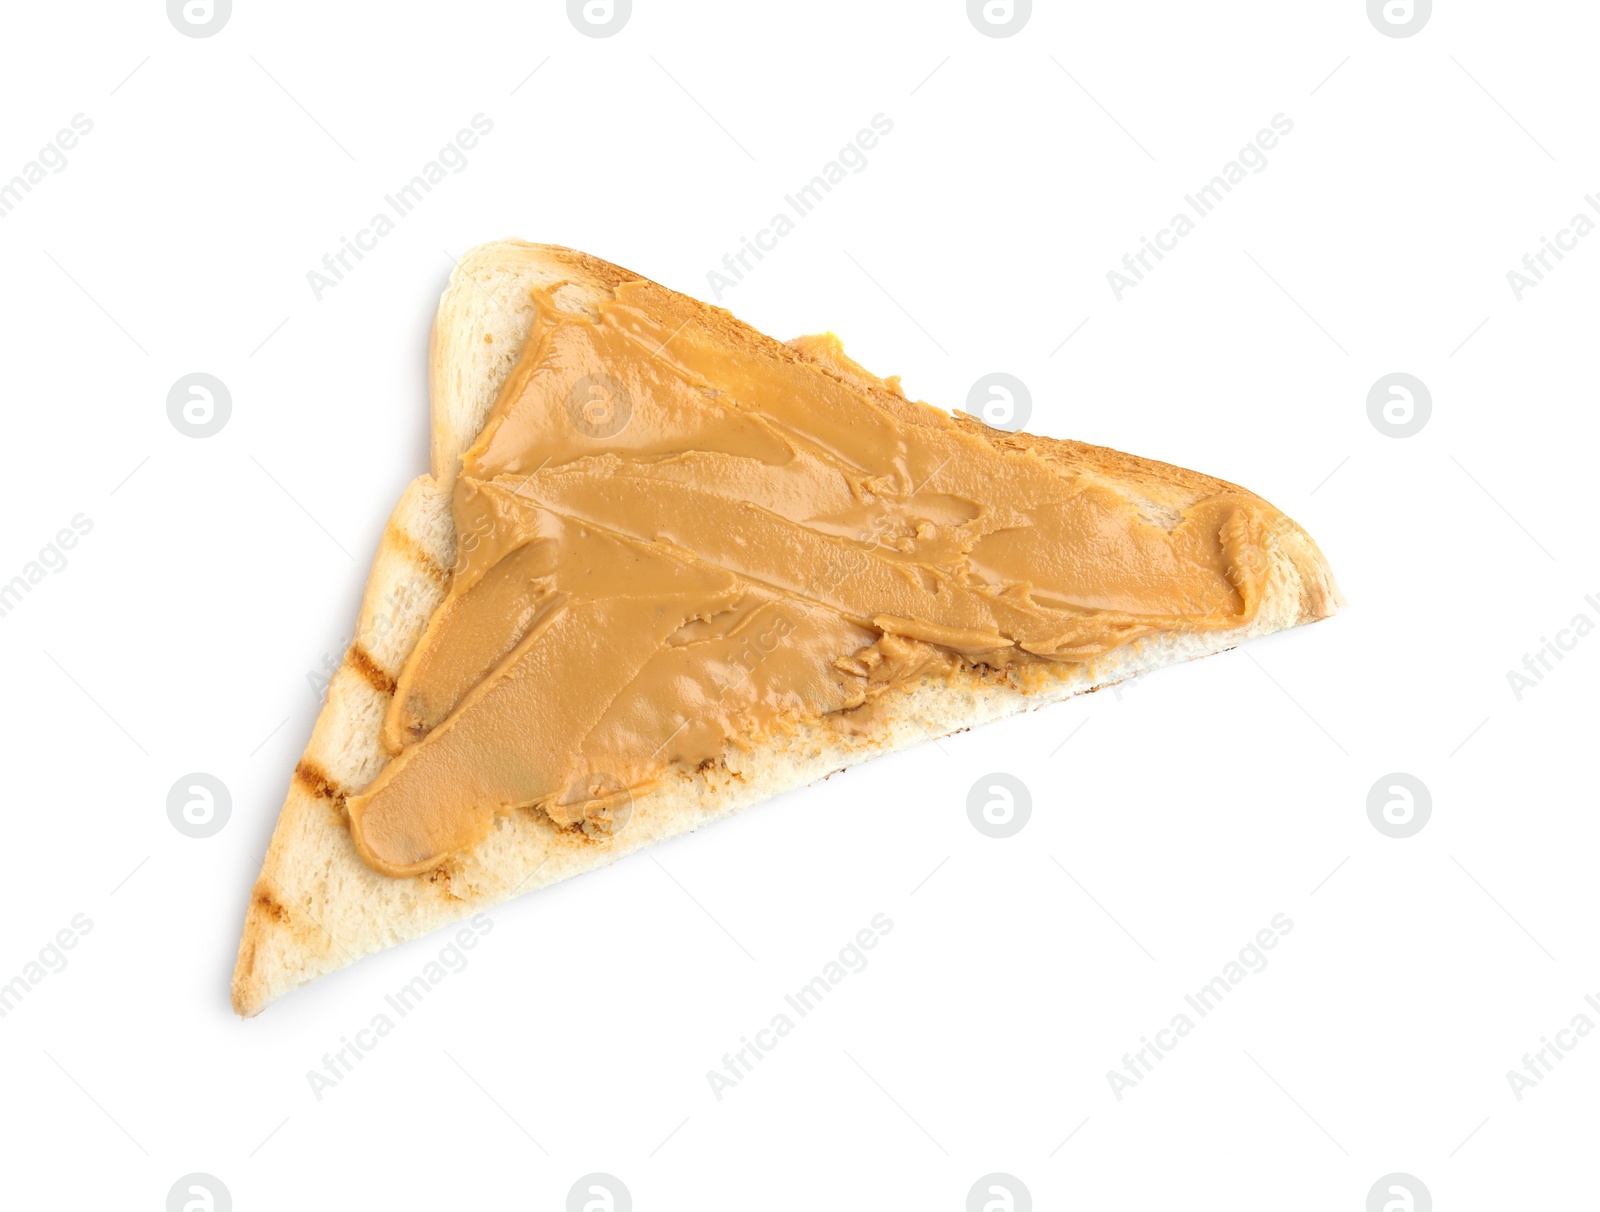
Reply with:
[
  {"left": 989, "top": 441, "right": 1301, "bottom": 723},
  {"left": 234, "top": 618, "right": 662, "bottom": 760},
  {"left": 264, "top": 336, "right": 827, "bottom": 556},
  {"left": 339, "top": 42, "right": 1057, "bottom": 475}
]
[{"left": 346, "top": 279, "right": 1273, "bottom": 877}]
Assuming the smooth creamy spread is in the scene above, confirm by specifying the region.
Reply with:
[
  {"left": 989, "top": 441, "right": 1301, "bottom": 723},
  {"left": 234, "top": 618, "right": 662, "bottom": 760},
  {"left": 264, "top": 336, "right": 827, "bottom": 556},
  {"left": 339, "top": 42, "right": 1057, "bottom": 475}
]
[{"left": 346, "top": 279, "right": 1273, "bottom": 877}]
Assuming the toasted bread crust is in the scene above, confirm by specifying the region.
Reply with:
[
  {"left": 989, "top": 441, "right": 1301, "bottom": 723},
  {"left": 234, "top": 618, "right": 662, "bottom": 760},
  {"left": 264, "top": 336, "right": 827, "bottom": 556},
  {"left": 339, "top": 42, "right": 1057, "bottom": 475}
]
[{"left": 231, "top": 242, "right": 1341, "bottom": 1016}]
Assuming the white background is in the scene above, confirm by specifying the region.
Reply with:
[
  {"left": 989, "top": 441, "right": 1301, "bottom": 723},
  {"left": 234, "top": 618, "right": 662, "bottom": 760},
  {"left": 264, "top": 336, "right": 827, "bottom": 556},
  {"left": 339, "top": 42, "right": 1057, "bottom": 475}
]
[{"left": 1, "top": 1, "right": 1594, "bottom": 1208}]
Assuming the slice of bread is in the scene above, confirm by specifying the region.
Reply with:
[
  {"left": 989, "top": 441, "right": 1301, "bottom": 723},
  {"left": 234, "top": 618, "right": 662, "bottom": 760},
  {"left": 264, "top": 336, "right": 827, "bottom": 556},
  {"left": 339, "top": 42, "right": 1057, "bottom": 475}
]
[{"left": 230, "top": 241, "right": 1342, "bottom": 1016}]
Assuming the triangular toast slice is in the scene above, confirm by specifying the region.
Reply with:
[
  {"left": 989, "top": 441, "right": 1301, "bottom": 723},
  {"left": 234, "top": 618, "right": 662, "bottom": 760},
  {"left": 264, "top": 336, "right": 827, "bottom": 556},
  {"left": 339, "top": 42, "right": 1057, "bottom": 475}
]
[{"left": 231, "top": 241, "right": 1341, "bottom": 1016}]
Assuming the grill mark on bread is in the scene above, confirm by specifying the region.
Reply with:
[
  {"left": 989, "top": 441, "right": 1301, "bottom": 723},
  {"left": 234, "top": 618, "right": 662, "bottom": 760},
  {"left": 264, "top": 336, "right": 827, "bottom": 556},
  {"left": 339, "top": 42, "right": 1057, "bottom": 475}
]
[
  {"left": 294, "top": 759, "right": 349, "bottom": 808},
  {"left": 389, "top": 525, "right": 449, "bottom": 587},
  {"left": 347, "top": 643, "right": 397, "bottom": 697},
  {"left": 253, "top": 886, "right": 289, "bottom": 924}
]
